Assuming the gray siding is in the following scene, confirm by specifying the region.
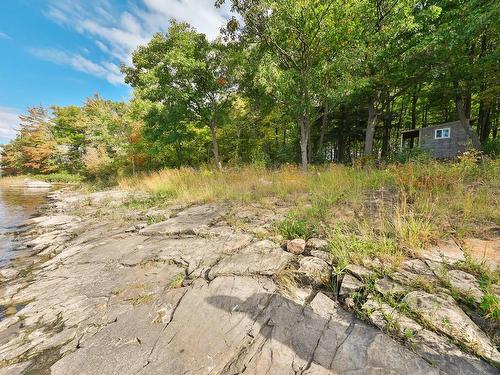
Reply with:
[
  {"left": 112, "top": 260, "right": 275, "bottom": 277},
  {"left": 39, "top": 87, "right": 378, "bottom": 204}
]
[{"left": 419, "top": 121, "right": 470, "bottom": 158}]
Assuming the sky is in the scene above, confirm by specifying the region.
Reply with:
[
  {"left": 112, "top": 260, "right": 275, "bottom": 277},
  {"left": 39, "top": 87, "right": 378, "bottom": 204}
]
[{"left": 0, "top": 0, "right": 233, "bottom": 144}]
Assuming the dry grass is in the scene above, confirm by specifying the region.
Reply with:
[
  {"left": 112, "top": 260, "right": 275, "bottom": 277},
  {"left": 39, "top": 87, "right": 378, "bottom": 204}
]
[
  {"left": 0, "top": 176, "right": 25, "bottom": 186},
  {"left": 120, "top": 158, "right": 499, "bottom": 255}
]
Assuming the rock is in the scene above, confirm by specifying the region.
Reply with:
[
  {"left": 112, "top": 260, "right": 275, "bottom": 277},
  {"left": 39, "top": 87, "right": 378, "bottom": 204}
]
[
  {"left": 23, "top": 179, "right": 52, "bottom": 188},
  {"left": 286, "top": 238, "right": 306, "bottom": 255},
  {"left": 306, "top": 238, "right": 328, "bottom": 251},
  {"left": 374, "top": 277, "right": 407, "bottom": 296},
  {"left": 463, "top": 238, "right": 499, "bottom": 271},
  {"left": 362, "top": 298, "right": 498, "bottom": 375},
  {"left": 27, "top": 215, "right": 80, "bottom": 228},
  {"left": 310, "top": 249, "right": 332, "bottom": 264},
  {"left": 140, "top": 204, "right": 223, "bottom": 236},
  {"left": 405, "top": 291, "right": 500, "bottom": 364},
  {"left": 421, "top": 240, "right": 465, "bottom": 265},
  {"left": 208, "top": 240, "right": 293, "bottom": 280},
  {"left": 339, "top": 274, "right": 363, "bottom": 297},
  {"left": 345, "top": 264, "right": 374, "bottom": 281},
  {"left": 297, "top": 257, "right": 330, "bottom": 285},
  {"left": 401, "top": 258, "right": 435, "bottom": 277},
  {"left": 0, "top": 268, "right": 19, "bottom": 280},
  {"left": 447, "top": 270, "right": 484, "bottom": 303}
]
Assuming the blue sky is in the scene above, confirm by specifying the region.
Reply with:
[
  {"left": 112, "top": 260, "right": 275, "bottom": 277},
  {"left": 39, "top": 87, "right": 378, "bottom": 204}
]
[{"left": 0, "top": 0, "right": 232, "bottom": 144}]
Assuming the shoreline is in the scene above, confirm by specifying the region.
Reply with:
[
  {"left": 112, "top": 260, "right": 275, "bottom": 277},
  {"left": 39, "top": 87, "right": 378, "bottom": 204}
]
[{"left": 0, "top": 188, "right": 498, "bottom": 374}]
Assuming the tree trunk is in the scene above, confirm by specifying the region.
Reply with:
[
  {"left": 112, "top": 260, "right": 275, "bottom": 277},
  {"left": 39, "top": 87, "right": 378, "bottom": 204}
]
[
  {"left": 298, "top": 114, "right": 309, "bottom": 170},
  {"left": 209, "top": 121, "right": 223, "bottom": 171},
  {"left": 317, "top": 103, "right": 328, "bottom": 162},
  {"left": 478, "top": 95, "right": 491, "bottom": 142},
  {"left": 381, "top": 97, "right": 391, "bottom": 158},
  {"left": 364, "top": 94, "right": 379, "bottom": 156},
  {"left": 454, "top": 83, "right": 481, "bottom": 149}
]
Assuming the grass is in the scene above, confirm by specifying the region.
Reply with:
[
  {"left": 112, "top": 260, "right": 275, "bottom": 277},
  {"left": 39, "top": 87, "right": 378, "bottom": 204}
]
[
  {"left": 118, "top": 158, "right": 498, "bottom": 259},
  {"left": 0, "top": 173, "right": 84, "bottom": 185}
]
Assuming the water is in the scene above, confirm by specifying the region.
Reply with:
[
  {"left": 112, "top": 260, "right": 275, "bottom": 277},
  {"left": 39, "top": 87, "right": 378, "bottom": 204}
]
[{"left": 0, "top": 186, "right": 50, "bottom": 266}]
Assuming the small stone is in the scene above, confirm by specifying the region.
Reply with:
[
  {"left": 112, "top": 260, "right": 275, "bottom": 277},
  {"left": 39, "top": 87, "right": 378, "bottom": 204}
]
[
  {"left": 374, "top": 277, "right": 407, "bottom": 296},
  {"left": 345, "top": 264, "right": 374, "bottom": 281},
  {"left": 339, "top": 274, "right": 364, "bottom": 297},
  {"left": 447, "top": 270, "right": 484, "bottom": 303},
  {"left": 344, "top": 297, "right": 356, "bottom": 309},
  {"left": 297, "top": 257, "right": 331, "bottom": 285},
  {"left": 286, "top": 239, "right": 306, "bottom": 255},
  {"left": 306, "top": 238, "right": 328, "bottom": 251}
]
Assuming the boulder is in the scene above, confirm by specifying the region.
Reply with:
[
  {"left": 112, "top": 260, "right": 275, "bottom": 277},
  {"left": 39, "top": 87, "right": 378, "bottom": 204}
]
[
  {"left": 306, "top": 238, "right": 329, "bottom": 251},
  {"left": 297, "top": 257, "right": 330, "bottom": 285},
  {"left": 345, "top": 264, "right": 374, "bottom": 281},
  {"left": 405, "top": 291, "right": 500, "bottom": 364},
  {"left": 339, "top": 274, "right": 363, "bottom": 297},
  {"left": 286, "top": 238, "right": 306, "bottom": 255},
  {"left": 310, "top": 250, "right": 332, "bottom": 264}
]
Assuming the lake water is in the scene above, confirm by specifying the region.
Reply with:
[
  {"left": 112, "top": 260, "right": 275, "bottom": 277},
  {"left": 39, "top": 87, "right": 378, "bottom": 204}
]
[{"left": 0, "top": 186, "right": 49, "bottom": 266}]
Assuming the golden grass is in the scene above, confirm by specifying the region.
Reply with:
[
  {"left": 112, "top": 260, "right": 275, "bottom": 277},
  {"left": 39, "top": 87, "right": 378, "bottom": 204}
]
[
  {"left": 0, "top": 176, "right": 25, "bottom": 186},
  {"left": 119, "top": 158, "right": 499, "bottom": 254}
]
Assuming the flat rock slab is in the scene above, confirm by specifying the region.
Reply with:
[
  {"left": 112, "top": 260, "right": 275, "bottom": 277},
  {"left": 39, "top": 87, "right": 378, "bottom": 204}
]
[
  {"left": 464, "top": 238, "right": 499, "bottom": 271},
  {"left": 421, "top": 240, "right": 465, "bottom": 264},
  {"left": 362, "top": 298, "right": 497, "bottom": 375},
  {"left": 140, "top": 204, "right": 224, "bottom": 236},
  {"left": 208, "top": 240, "right": 292, "bottom": 279},
  {"left": 405, "top": 291, "right": 500, "bottom": 364},
  {"left": 447, "top": 269, "right": 484, "bottom": 303}
]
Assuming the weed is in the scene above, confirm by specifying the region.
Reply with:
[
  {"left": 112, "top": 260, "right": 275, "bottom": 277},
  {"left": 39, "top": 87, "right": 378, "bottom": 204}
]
[
  {"left": 480, "top": 294, "right": 500, "bottom": 321},
  {"left": 169, "top": 273, "right": 186, "bottom": 289}
]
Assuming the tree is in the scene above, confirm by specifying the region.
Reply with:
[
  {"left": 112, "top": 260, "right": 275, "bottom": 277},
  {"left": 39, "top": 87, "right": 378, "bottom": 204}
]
[
  {"left": 122, "top": 21, "right": 236, "bottom": 171},
  {"left": 218, "top": 0, "right": 351, "bottom": 170},
  {"left": 0, "top": 107, "right": 59, "bottom": 174}
]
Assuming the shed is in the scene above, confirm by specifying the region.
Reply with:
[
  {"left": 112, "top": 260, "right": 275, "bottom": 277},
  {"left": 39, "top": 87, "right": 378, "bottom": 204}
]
[{"left": 400, "top": 121, "right": 472, "bottom": 158}]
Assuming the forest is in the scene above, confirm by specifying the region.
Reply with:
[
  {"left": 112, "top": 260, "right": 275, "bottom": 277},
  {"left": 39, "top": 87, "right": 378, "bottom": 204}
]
[{"left": 1, "top": 0, "right": 498, "bottom": 178}]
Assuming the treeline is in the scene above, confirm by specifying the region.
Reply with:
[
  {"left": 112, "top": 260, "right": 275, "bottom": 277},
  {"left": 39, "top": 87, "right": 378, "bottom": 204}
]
[{"left": 1, "top": 0, "right": 498, "bottom": 176}]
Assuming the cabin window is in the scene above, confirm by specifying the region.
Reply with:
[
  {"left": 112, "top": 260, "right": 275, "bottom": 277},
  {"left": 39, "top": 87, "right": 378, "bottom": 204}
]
[{"left": 435, "top": 128, "right": 450, "bottom": 139}]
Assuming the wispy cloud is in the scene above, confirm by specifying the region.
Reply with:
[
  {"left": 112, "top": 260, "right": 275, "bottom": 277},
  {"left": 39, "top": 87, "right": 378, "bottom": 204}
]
[
  {"left": 0, "top": 31, "right": 11, "bottom": 40},
  {"left": 0, "top": 107, "right": 20, "bottom": 143},
  {"left": 43, "top": 0, "right": 233, "bottom": 68},
  {"left": 28, "top": 48, "right": 123, "bottom": 85},
  {"left": 32, "top": 1, "right": 233, "bottom": 86}
]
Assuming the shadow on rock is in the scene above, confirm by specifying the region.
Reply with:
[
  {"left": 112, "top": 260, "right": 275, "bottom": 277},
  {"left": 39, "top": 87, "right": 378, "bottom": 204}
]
[{"left": 207, "top": 292, "right": 440, "bottom": 374}]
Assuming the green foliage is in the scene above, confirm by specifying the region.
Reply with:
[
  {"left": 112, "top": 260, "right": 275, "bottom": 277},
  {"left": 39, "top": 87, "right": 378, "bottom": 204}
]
[
  {"left": 1, "top": 0, "right": 499, "bottom": 180},
  {"left": 278, "top": 205, "right": 325, "bottom": 240},
  {"left": 480, "top": 294, "right": 500, "bottom": 321}
]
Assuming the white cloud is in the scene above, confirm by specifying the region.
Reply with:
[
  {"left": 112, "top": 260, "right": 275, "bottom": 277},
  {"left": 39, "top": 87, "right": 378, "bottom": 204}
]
[
  {"left": 44, "top": 0, "right": 233, "bottom": 67},
  {"left": 29, "top": 48, "right": 123, "bottom": 85},
  {"left": 0, "top": 31, "right": 11, "bottom": 40},
  {"left": 0, "top": 107, "right": 20, "bottom": 143},
  {"left": 35, "top": 1, "right": 234, "bottom": 85}
]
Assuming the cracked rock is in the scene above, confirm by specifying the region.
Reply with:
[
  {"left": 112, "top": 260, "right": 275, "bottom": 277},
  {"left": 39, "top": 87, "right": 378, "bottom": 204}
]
[{"left": 405, "top": 291, "right": 500, "bottom": 364}]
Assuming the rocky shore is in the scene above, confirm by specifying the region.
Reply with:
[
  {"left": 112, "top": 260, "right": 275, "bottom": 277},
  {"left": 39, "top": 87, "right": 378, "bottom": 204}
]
[{"left": 0, "top": 189, "right": 498, "bottom": 374}]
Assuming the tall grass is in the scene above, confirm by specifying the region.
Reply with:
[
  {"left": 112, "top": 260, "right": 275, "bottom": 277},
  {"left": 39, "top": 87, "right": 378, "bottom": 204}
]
[{"left": 120, "top": 158, "right": 499, "bottom": 253}]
